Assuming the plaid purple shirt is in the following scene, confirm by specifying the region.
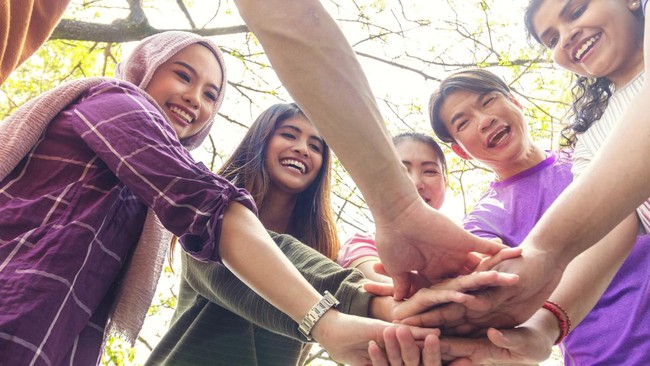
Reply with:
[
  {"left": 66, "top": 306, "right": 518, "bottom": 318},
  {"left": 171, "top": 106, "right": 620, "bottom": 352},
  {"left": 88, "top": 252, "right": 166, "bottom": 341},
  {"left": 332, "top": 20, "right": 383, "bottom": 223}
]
[{"left": 0, "top": 81, "right": 255, "bottom": 365}]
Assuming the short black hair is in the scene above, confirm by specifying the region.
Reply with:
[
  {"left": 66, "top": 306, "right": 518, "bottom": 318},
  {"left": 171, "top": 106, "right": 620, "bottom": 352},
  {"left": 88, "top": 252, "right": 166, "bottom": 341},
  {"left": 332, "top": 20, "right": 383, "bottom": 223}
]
[{"left": 429, "top": 69, "right": 510, "bottom": 143}]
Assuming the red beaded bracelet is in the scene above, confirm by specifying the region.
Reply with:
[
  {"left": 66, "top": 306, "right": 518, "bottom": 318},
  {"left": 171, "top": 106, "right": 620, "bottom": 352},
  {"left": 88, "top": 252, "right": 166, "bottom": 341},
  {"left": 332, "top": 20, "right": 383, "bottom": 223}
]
[{"left": 542, "top": 300, "right": 572, "bottom": 345}]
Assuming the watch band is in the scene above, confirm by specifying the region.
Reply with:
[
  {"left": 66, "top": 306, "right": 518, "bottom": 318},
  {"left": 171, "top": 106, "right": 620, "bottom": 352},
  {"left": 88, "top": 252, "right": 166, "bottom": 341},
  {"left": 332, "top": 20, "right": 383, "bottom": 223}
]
[{"left": 298, "top": 291, "right": 340, "bottom": 341}]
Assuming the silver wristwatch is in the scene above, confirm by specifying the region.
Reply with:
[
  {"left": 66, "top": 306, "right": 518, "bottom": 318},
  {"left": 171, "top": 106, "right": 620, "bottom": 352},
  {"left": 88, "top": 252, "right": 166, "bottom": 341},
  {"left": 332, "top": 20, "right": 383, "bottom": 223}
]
[{"left": 298, "top": 291, "right": 340, "bottom": 341}]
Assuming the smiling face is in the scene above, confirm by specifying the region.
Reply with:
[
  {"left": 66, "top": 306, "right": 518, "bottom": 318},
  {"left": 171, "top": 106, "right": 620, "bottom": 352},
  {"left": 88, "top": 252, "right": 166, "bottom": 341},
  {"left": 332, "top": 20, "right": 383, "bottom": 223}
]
[
  {"left": 532, "top": 0, "right": 643, "bottom": 87},
  {"left": 439, "top": 90, "right": 540, "bottom": 178},
  {"left": 395, "top": 140, "right": 446, "bottom": 209},
  {"left": 144, "top": 44, "right": 223, "bottom": 140},
  {"left": 264, "top": 115, "right": 325, "bottom": 195}
]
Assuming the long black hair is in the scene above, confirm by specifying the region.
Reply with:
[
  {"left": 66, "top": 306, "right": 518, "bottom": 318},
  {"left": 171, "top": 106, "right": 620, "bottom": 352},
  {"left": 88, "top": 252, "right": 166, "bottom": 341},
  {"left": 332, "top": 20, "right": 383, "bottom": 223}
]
[{"left": 218, "top": 103, "right": 340, "bottom": 260}]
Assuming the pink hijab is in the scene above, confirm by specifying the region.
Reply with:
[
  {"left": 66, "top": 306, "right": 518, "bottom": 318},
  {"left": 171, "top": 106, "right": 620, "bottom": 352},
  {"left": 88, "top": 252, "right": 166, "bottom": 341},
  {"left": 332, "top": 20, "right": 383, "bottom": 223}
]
[
  {"left": 0, "top": 31, "right": 227, "bottom": 345},
  {"left": 117, "top": 30, "right": 227, "bottom": 150}
]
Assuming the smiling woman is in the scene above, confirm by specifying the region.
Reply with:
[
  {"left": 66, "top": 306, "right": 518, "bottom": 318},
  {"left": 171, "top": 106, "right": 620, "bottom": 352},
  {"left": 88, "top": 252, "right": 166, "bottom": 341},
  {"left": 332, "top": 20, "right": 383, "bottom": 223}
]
[
  {"left": 144, "top": 44, "right": 223, "bottom": 140},
  {"left": 0, "top": 31, "right": 250, "bottom": 365},
  {"left": 145, "top": 103, "right": 354, "bottom": 365},
  {"left": 218, "top": 102, "right": 339, "bottom": 259},
  {"left": 264, "top": 115, "right": 325, "bottom": 199}
]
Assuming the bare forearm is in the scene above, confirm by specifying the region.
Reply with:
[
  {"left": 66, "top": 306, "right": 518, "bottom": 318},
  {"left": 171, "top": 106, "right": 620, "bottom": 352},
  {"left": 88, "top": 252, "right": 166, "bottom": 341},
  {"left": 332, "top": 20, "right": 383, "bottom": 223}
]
[
  {"left": 545, "top": 214, "right": 638, "bottom": 327},
  {"left": 525, "top": 86, "right": 650, "bottom": 264},
  {"left": 219, "top": 202, "right": 321, "bottom": 322},
  {"left": 350, "top": 256, "right": 392, "bottom": 283},
  {"left": 513, "top": 215, "right": 638, "bottom": 348},
  {"left": 233, "top": 0, "right": 418, "bottom": 218}
]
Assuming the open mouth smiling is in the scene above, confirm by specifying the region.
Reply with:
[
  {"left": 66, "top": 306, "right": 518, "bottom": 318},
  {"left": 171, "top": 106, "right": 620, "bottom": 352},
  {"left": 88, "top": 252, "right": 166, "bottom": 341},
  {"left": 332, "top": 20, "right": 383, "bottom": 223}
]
[
  {"left": 280, "top": 159, "right": 307, "bottom": 174},
  {"left": 169, "top": 105, "right": 195, "bottom": 124},
  {"left": 487, "top": 126, "right": 511, "bottom": 148},
  {"left": 574, "top": 33, "right": 601, "bottom": 61}
]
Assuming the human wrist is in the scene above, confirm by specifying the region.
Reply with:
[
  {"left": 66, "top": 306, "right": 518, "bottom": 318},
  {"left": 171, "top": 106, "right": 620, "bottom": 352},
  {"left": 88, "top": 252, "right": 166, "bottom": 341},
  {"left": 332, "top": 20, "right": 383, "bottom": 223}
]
[
  {"left": 541, "top": 300, "right": 571, "bottom": 345},
  {"left": 309, "top": 307, "right": 342, "bottom": 344},
  {"left": 368, "top": 295, "right": 394, "bottom": 322},
  {"left": 368, "top": 182, "right": 421, "bottom": 226},
  {"left": 524, "top": 227, "right": 581, "bottom": 270},
  {"left": 526, "top": 308, "right": 562, "bottom": 348},
  {"left": 298, "top": 291, "right": 340, "bottom": 341},
  {"left": 522, "top": 244, "right": 568, "bottom": 277}
]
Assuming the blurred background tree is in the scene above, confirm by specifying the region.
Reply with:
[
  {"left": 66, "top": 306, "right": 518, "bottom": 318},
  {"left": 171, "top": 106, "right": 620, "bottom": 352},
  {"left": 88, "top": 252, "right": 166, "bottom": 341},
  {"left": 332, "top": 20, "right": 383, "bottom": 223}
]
[{"left": 0, "top": 0, "right": 572, "bottom": 364}]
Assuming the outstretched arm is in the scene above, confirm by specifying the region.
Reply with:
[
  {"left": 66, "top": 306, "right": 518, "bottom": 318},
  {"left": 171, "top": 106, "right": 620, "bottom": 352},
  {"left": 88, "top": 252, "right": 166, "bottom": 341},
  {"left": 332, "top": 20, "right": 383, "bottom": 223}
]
[
  {"left": 439, "top": 310, "right": 557, "bottom": 366},
  {"left": 438, "top": 212, "right": 636, "bottom": 364},
  {"left": 398, "top": 214, "right": 638, "bottom": 341},
  {"left": 233, "top": 0, "right": 505, "bottom": 298},
  {"left": 219, "top": 203, "right": 422, "bottom": 365},
  {"left": 183, "top": 230, "right": 373, "bottom": 339},
  {"left": 538, "top": 214, "right": 639, "bottom": 331},
  {"left": 456, "top": 147, "right": 650, "bottom": 326}
]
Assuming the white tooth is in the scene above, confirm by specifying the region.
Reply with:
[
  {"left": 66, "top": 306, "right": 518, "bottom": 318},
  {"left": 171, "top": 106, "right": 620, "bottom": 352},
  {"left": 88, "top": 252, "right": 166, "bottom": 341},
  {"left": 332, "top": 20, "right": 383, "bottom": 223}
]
[
  {"left": 281, "top": 159, "right": 306, "bottom": 173},
  {"left": 170, "top": 106, "right": 192, "bottom": 123},
  {"left": 575, "top": 36, "right": 597, "bottom": 60}
]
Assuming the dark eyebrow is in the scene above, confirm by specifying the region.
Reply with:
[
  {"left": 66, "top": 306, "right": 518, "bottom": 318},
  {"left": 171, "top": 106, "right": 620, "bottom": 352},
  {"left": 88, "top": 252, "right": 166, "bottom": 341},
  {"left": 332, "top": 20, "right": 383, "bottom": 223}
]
[
  {"left": 449, "top": 93, "right": 487, "bottom": 126},
  {"left": 400, "top": 160, "right": 439, "bottom": 169},
  {"left": 310, "top": 135, "right": 325, "bottom": 147},
  {"left": 449, "top": 110, "right": 465, "bottom": 127},
  {"left": 280, "top": 124, "right": 325, "bottom": 147},
  {"left": 538, "top": 0, "right": 573, "bottom": 43},
  {"left": 279, "top": 125, "right": 300, "bottom": 134},
  {"left": 173, "top": 61, "right": 221, "bottom": 94},
  {"left": 559, "top": 0, "right": 575, "bottom": 18},
  {"left": 477, "top": 92, "right": 491, "bottom": 103},
  {"left": 421, "top": 161, "right": 440, "bottom": 167}
]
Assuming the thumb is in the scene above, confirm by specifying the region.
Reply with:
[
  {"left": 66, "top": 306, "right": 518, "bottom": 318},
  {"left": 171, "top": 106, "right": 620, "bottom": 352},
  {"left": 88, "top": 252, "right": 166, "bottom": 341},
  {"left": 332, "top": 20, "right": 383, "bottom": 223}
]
[
  {"left": 391, "top": 272, "right": 412, "bottom": 300},
  {"left": 363, "top": 281, "right": 394, "bottom": 296},
  {"left": 487, "top": 327, "right": 552, "bottom": 364},
  {"left": 487, "top": 327, "right": 518, "bottom": 349},
  {"left": 472, "top": 236, "right": 508, "bottom": 256},
  {"left": 373, "top": 262, "right": 389, "bottom": 277}
]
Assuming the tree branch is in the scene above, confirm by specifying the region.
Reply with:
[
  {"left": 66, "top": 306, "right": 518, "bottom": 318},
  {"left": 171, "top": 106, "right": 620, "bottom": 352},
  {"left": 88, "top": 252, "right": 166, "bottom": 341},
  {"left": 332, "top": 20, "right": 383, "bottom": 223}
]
[
  {"left": 176, "top": 0, "right": 196, "bottom": 28},
  {"left": 51, "top": 20, "right": 248, "bottom": 43}
]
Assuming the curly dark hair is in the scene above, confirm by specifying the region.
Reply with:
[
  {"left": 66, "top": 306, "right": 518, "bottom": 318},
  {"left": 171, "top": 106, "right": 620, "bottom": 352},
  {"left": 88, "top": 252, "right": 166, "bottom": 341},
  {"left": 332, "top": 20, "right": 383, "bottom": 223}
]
[{"left": 524, "top": 0, "right": 644, "bottom": 147}]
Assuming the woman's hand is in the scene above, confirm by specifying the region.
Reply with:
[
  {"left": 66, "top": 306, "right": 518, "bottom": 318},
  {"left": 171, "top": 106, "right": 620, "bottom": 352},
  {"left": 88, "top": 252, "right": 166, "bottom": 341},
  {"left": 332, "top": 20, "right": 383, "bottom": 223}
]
[
  {"left": 311, "top": 310, "right": 439, "bottom": 365},
  {"left": 397, "top": 248, "right": 558, "bottom": 334},
  {"left": 363, "top": 269, "right": 519, "bottom": 328},
  {"left": 369, "top": 325, "right": 442, "bottom": 366},
  {"left": 439, "top": 309, "right": 558, "bottom": 365}
]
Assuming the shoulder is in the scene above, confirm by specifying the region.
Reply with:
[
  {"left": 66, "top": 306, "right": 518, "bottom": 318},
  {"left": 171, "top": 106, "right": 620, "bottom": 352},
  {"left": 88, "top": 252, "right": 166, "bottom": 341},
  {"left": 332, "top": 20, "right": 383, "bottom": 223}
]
[
  {"left": 68, "top": 80, "right": 179, "bottom": 143},
  {"left": 344, "top": 232, "right": 376, "bottom": 246},
  {"left": 268, "top": 231, "right": 300, "bottom": 245},
  {"left": 551, "top": 150, "right": 574, "bottom": 172},
  {"left": 76, "top": 80, "right": 165, "bottom": 122},
  {"left": 84, "top": 80, "right": 151, "bottom": 105}
]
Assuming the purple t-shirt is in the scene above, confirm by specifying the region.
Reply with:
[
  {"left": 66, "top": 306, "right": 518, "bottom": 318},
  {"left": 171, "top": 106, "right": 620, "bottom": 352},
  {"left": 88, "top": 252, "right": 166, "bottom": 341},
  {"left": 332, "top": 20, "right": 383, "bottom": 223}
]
[
  {"left": 0, "top": 81, "right": 255, "bottom": 365},
  {"left": 464, "top": 151, "right": 650, "bottom": 365},
  {"left": 463, "top": 152, "right": 573, "bottom": 246}
]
